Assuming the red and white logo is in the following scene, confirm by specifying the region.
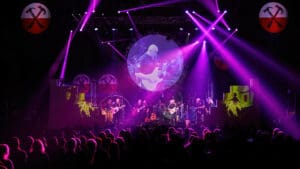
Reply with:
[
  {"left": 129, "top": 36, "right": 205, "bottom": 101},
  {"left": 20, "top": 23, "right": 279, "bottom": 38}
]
[
  {"left": 98, "top": 74, "right": 118, "bottom": 93},
  {"left": 21, "top": 2, "right": 51, "bottom": 34},
  {"left": 73, "top": 74, "right": 91, "bottom": 93},
  {"left": 259, "top": 2, "right": 288, "bottom": 33}
]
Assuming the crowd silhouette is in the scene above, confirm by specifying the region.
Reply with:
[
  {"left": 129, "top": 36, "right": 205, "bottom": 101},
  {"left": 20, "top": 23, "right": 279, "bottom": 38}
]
[{"left": 1, "top": 123, "right": 300, "bottom": 169}]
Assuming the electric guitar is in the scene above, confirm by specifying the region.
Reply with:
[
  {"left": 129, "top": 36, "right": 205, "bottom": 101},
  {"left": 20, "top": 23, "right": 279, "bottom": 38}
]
[
  {"left": 132, "top": 105, "right": 147, "bottom": 116},
  {"left": 135, "top": 66, "right": 163, "bottom": 91},
  {"left": 111, "top": 105, "right": 126, "bottom": 114},
  {"left": 168, "top": 106, "right": 178, "bottom": 115},
  {"left": 191, "top": 105, "right": 208, "bottom": 114},
  {"left": 136, "top": 105, "right": 147, "bottom": 113}
]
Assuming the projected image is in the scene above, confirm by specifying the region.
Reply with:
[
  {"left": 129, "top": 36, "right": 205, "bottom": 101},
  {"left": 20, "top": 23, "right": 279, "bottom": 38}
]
[
  {"left": 72, "top": 74, "right": 94, "bottom": 118},
  {"left": 127, "top": 34, "right": 184, "bottom": 91},
  {"left": 224, "top": 85, "right": 253, "bottom": 117}
]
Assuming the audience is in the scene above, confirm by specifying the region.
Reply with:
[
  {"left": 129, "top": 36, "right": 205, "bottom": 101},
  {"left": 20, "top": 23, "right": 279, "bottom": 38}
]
[{"left": 0, "top": 124, "right": 299, "bottom": 168}]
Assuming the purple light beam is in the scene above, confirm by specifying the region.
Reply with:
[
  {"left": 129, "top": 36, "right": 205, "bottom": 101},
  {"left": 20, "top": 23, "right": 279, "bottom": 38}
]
[{"left": 59, "top": 30, "right": 73, "bottom": 79}]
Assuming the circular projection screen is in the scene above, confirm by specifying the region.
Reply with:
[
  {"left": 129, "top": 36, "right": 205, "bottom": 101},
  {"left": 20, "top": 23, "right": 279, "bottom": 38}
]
[{"left": 127, "top": 34, "right": 183, "bottom": 91}]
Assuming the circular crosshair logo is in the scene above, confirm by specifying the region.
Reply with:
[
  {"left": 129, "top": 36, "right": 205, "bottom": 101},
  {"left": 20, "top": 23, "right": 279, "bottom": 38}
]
[
  {"left": 127, "top": 34, "right": 184, "bottom": 92},
  {"left": 21, "top": 2, "right": 51, "bottom": 34},
  {"left": 259, "top": 2, "right": 288, "bottom": 33},
  {"left": 98, "top": 74, "right": 118, "bottom": 93},
  {"left": 73, "top": 74, "right": 90, "bottom": 93}
]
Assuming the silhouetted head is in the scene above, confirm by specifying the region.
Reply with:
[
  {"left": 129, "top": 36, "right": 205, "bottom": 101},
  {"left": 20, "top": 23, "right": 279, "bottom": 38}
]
[
  {"left": 9, "top": 136, "right": 21, "bottom": 149},
  {"left": 32, "top": 139, "right": 46, "bottom": 154},
  {"left": 146, "top": 44, "right": 158, "bottom": 57},
  {"left": 0, "top": 144, "right": 10, "bottom": 160}
]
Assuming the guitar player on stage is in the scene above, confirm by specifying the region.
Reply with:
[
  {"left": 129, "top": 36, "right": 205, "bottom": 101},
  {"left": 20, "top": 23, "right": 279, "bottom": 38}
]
[
  {"left": 111, "top": 97, "right": 126, "bottom": 126},
  {"left": 133, "top": 99, "right": 150, "bottom": 125},
  {"left": 192, "top": 97, "right": 208, "bottom": 127},
  {"left": 134, "top": 44, "right": 166, "bottom": 91},
  {"left": 102, "top": 98, "right": 114, "bottom": 124},
  {"left": 166, "top": 98, "right": 179, "bottom": 126}
]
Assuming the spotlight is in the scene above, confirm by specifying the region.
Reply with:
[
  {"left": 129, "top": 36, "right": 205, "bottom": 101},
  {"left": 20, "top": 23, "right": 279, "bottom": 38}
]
[
  {"left": 70, "top": 30, "right": 73, "bottom": 33},
  {"left": 217, "top": 10, "right": 220, "bottom": 13},
  {"left": 179, "top": 27, "right": 184, "bottom": 31},
  {"left": 101, "top": 13, "right": 105, "bottom": 16},
  {"left": 112, "top": 28, "right": 117, "bottom": 31},
  {"left": 227, "top": 27, "right": 231, "bottom": 31},
  {"left": 84, "top": 11, "right": 88, "bottom": 15},
  {"left": 203, "top": 40, "right": 206, "bottom": 44},
  {"left": 224, "top": 10, "right": 227, "bottom": 14},
  {"left": 117, "top": 10, "right": 121, "bottom": 14},
  {"left": 194, "top": 27, "right": 198, "bottom": 31},
  {"left": 129, "top": 28, "right": 133, "bottom": 31},
  {"left": 187, "top": 32, "right": 191, "bottom": 36},
  {"left": 192, "top": 11, "right": 195, "bottom": 14},
  {"left": 92, "top": 10, "right": 95, "bottom": 13},
  {"left": 212, "top": 27, "right": 216, "bottom": 30},
  {"left": 126, "top": 11, "right": 129, "bottom": 14},
  {"left": 94, "top": 27, "right": 98, "bottom": 31},
  {"left": 194, "top": 40, "right": 199, "bottom": 44},
  {"left": 235, "top": 28, "right": 238, "bottom": 32},
  {"left": 185, "top": 10, "right": 189, "bottom": 14}
]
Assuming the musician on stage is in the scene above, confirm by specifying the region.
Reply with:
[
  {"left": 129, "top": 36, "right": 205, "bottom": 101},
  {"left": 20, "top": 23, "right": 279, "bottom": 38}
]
[
  {"left": 192, "top": 97, "right": 208, "bottom": 126},
  {"left": 111, "top": 97, "right": 126, "bottom": 125},
  {"left": 101, "top": 98, "right": 114, "bottom": 124},
  {"left": 133, "top": 99, "right": 150, "bottom": 125},
  {"left": 166, "top": 98, "right": 179, "bottom": 126}
]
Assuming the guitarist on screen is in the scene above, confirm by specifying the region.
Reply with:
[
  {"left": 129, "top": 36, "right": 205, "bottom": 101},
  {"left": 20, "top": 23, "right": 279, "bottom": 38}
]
[{"left": 134, "top": 44, "right": 166, "bottom": 91}]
